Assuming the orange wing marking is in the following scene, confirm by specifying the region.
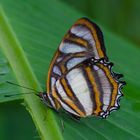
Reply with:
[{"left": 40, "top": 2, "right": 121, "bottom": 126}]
[
  {"left": 74, "top": 18, "right": 105, "bottom": 59},
  {"left": 85, "top": 66, "right": 102, "bottom": 115},
  {"left": 97, "top": 63, "right": 118, "bottom": 109}
]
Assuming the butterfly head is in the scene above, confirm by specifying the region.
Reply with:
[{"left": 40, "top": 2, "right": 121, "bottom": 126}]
[
  {"left": 38, "top": 92, "right": 53, "bottom": 108},
  {"left": 38, "top": 92, "right": 48, "bottom": 101}
]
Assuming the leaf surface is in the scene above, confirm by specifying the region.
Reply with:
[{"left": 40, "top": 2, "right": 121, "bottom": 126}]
[{"left": 0, "top": 0, "right": 140, "bottom": 140}]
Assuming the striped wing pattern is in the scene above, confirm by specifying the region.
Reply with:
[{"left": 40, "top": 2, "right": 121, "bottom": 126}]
[
  {"left": 46, "top": 18, "right": 125, "bottom": 118},
  {"left": 51, "top": 59, "right": 124, "bottom": 118}
]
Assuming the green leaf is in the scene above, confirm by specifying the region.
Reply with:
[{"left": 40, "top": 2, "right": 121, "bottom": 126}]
[
  {"left": 0, "top": 0, "right": 140, "bottom": 140},
  {"left": 0, "top": 43, "right": 21, "bottom": 102},
  {"left": 0, "top": 6, "right": 63, "bottom": 140}
]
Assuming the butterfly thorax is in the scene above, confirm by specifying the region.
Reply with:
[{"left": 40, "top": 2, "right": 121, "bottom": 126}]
[{"left": 38, "top": 92, "right": 55, "bottom": 109}]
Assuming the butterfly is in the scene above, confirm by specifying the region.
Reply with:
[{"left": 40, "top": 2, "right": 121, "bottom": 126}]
[{"left": 39, "top": 17, "right": 126, "bottom": 119}]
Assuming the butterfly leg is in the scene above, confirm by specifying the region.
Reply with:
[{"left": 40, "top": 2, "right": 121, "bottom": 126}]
[
  {"left": 56, "top": 110, "right": 65, "bottom": 133},
  {"left": 70, "top": 114, "right": 81, "bottom": 122}
]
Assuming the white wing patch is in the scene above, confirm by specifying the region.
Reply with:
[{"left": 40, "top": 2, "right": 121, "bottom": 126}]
[
  {"left": 66, "top": 68, "right": 93, "bottom": 116},
  {"left": 71, "top": 25, "right": 99, "bottom": 59},
  {"left": 56, "top": 80, "right": 68, "bottom": 99},
  {"left": 56, "top": 57, "right": 63, "bottom": 63},
  {"left": 71, "top": 25, "right": 94, "bottom": 42},
  {"left": 53, "top": 65, "right": 61, "bottom": 76},
  {"left": 55, "top": 80, "right": 79, "bottom": 116},
  {"left": 60, "top": 101, "right": 79, "bottom": 116},
  {"left": 59, "top": 42, "right": 86, "bottom": 53},
  {"left": 67, "top": 57, "right": 86, "bottom": 70},
  {"left": 96, "top": 67, "right": 111, "bottom": 112},
  {"left": 51, "top": 77, "right": 56, "bottom": 89},
  {"left": 93, "top": 65, "right": 100, "bottom": 71}
]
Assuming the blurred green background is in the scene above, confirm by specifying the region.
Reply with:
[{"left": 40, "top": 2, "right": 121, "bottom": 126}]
[
  {"left": 62, "top": 0, "right": 140, "bottom": 46},
  {"left": 0, "top": 0, "right": 140, "bottom": 140}
]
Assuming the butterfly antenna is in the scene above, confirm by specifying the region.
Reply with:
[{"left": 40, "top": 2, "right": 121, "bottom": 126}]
[
  {"left": 4, "top": 91, "right": 41, "bottom": 98},
  {"left": 6, "top": 81, "right": 40, "bottom": 93}
]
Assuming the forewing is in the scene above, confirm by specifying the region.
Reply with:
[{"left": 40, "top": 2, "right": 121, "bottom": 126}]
[
  {"left": 47, "top": 18, "right": 108, "bottom": 96},
  {"left": 61, "top": 17, "right": 108, "bottom": 60}
]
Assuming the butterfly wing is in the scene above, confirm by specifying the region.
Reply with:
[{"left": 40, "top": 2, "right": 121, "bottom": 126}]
[
  {"left": 51, "top": 59, "right": 125, "bottom": 118},
  {"left": 64, "top": 17, "right": 108, "bottom": 61},
  {"left": 47, "top": 18, "right": 108, "bottom": 97}
]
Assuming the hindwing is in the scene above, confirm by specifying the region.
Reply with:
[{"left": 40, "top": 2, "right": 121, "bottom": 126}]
[{"left": 50, "top": 58, "right": 125, "bottom": 118}]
